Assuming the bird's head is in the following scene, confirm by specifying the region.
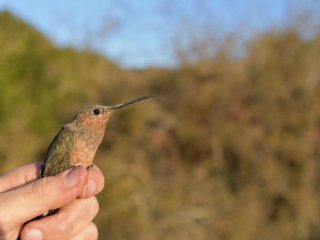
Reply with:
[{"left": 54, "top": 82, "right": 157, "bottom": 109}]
[{"left": 72, "top": 93, "right": 157, "bottom": 131}]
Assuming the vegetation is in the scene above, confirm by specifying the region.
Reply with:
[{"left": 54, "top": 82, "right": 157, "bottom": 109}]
[{"left": 1, "top": 11, "right": 320, "bottom": 239}]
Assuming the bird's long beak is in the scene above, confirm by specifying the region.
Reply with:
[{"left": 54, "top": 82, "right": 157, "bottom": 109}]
[{"left": 109, "top": 93, "right": 157, "bottom": 111}]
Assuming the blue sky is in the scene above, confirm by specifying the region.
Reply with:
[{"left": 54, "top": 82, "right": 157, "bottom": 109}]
[{"left": 0, "top": 0, "right": 319, "bottom": 68}]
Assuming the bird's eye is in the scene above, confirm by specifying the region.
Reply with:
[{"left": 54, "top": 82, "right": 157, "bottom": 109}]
[{"left": 93, "top": 108, "right": 103, "bottom": 115}]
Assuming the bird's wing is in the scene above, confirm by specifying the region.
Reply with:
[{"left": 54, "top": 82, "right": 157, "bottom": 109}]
[{"left": 41, "top": 127, "right": 74, "bottom": 177}]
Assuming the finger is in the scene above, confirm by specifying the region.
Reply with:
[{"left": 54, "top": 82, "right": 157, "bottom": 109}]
[
  {"left": 0, "top": 166, "right": 88, "bottom": 224},
  {"left": 79, "top": 164, "right": 105, "bottom": 198},
  {"left": 70, "top": 222, "right": 98, "bottom": 240},
  {"left": 21, "top": 197, "right": 99, "bottom": 240},
  {"left": 0, "top": 162, "right": 42, "bottom": 193}
]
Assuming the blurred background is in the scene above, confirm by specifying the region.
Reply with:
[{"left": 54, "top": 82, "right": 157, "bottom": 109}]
[{"left": 1, "top": 0, "right": 320, "bottom": 239}]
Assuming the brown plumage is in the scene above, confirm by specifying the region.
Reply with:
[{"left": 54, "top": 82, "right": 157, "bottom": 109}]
[{"left": 41, "top": 94, "right": 156, "bottom": 178}]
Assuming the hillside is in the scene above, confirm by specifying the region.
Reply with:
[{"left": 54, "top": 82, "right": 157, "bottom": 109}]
[{"left": 1, "top": 11, "right": 320, "bottom": 240}]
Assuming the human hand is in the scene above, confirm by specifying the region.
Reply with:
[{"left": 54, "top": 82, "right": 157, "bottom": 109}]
[{"left": 0, "top": 163, "right": 105, "bottom": 240}]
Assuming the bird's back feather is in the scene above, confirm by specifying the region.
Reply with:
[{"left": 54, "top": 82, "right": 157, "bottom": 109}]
[{"left": 41, "top": 126, "right": 74, "bottom": 177}]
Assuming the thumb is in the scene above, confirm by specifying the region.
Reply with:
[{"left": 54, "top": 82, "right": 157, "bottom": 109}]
[{"left": 0, "top": 166, "right": 87, "bottom": 224}]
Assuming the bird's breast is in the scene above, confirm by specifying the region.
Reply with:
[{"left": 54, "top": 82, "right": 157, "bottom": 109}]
[
  {"left": 66, "top": 120, "right": 107, "bottom": 167},
  {"left": 69, "top": 136, "right": 100, "bottom": 167}
]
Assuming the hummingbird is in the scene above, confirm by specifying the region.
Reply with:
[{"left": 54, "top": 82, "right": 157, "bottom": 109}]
[{"left": 40, "top": 93, "right": 156, "bottom": 178}]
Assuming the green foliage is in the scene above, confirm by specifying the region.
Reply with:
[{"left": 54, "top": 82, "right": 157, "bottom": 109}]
[{"left": 1, "top": 11, "right": 320, "bottom": 240}]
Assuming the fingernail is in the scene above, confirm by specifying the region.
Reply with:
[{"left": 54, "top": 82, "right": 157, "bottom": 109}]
[
  {"left": 25, "top": 228, "right": 43, "bottom": 240},
  {"left": 64, "top": 167, "right": 82, "bottom": 188},
  {"left": 86, "top": 179, "right": 97, "bottom": 196}
]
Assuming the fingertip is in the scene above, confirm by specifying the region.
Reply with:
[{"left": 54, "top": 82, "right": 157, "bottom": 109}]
[
  {"left": 63, "top": 166, "right": 87, "bottom": 188},
  {"left": 86, "top": 179, "right": 97, "bottom": 196},
  {"left": 79, "top": 166, "right": 105, "bottom": 198},
  {"left": 88, "top": 166, "right": 105, "bottom": 194},
  {"left": 21, "top": 227, "right": 43, "bottom": 240}
]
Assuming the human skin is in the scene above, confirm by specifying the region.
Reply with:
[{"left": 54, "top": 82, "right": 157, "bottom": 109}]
[{"left": 0, "top": 163, "right": 105, "bottom": 240}]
